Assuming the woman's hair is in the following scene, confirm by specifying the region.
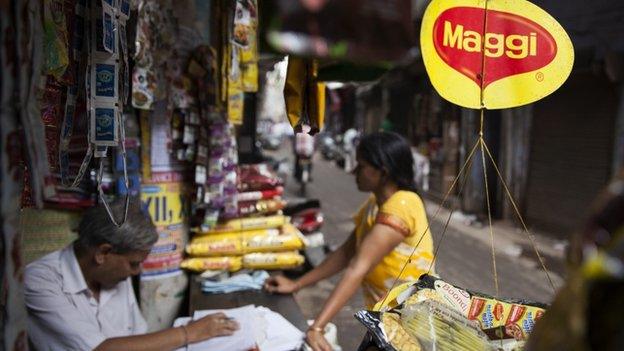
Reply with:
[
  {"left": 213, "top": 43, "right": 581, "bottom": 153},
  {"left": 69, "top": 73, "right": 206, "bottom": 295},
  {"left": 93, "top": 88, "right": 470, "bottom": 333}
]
[
  {"left": 77, "top": 199, "right": 158, "bottom": 254},
  {"left": 357, "top": 131, "right": 417, "bottom": 192}
]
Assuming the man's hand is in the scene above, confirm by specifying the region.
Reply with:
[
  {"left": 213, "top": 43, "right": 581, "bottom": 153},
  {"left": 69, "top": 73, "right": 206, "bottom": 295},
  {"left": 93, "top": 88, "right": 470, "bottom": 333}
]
[
  {"left": 185, "top": 312, "right": 239, "bottom": 344},
  {"left": 263, "top": 275, "right": 299, "bottom": 294},
  {"left": 306, "top": 329, "right": 333, "bottom": 351}
]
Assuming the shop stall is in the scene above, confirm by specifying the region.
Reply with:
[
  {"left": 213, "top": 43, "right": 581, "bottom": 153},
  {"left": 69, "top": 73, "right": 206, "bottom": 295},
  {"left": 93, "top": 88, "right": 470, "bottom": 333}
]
[
  {"left": 2, "top": 0, "right": 579, "bottom": 350},
  {"left": 2, "top": 0, "right": 313, "bottom": 349}
]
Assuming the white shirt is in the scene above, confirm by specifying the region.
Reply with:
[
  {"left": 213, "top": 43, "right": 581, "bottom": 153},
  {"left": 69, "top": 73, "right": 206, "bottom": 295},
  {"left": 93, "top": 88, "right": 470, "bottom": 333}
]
[
  {"left": 343, "top": 129, "right": 358, "bottom": 151},
  {"left": 24, "top": 245, "right": 148, "bottom": 351},
  {"left": 295, "top": 132, "right": 315, "bottom": 157}
]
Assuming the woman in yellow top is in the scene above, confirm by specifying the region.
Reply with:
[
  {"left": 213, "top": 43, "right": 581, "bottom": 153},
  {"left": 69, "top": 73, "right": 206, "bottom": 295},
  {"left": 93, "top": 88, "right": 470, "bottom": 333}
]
[{"left": 264, "top": 131, "right": 434, "bottom": 351}]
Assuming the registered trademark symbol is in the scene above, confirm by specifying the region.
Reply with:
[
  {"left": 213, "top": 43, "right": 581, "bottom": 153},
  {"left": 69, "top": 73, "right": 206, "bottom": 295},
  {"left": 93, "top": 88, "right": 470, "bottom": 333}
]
[{"left": 536, "top": 72, "right": 544, "bottom": 82}]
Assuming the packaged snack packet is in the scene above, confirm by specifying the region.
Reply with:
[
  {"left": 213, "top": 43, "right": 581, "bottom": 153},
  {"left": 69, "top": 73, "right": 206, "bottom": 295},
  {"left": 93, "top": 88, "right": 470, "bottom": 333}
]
[
  {"left": 180, "top": 256, "right": 242, "bottom": 272},
  {"left": 242, "top": 251, "right": 304, "bottom": 270}
]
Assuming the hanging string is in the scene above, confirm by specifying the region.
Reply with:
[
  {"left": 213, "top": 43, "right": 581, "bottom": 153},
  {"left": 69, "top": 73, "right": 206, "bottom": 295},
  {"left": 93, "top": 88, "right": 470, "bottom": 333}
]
[
  {"left": 97, "top": 156, "right": 130, "bottom": 227},
  {"left": 376, "top": 0, "right": 557, "bottom": 310},
  {"left": 427, "top": 141, "right": 478, "bottom": 274},
  {"left": 96, "top": 111, "right": 130, "bottom": 228},
  {"left": 478, "top": 0, "right": 490, "bottom": 107},
  {"left": 477, "top": 0, "right": 502, "bottom": 301},
  {"left": 481, "top": 141, "right": 557, "bottom": 293},
  {"left": 479, "top": 110, "right": 500, "bottom": 298},
  {"left": 377, "top": 138, "right": 481, "bottom": 309}
]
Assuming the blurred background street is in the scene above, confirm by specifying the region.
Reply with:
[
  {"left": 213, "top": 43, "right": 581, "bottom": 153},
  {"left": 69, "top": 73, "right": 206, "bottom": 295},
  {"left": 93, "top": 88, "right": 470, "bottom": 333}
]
[{"left": 265, "top": 141, "right": 565, "bottom": 350}]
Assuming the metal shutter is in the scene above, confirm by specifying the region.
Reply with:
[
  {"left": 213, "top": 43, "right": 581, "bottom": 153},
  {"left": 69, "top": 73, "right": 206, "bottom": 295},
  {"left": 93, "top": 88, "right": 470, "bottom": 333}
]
[{"left": 525, "top": 72, "right": 617, "bottom": 237}]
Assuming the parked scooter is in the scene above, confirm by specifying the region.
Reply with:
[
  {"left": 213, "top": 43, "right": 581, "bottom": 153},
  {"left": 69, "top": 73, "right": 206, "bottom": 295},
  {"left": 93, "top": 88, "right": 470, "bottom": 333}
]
[
  {"left": 318, "top": 133, "right": 339, "bottom": 161},
  {"left": 284, "top": 199, "right": 323, "bottom": 233},
  {"left": 294, "top": 155, "right": 312, "bottom": 196}
]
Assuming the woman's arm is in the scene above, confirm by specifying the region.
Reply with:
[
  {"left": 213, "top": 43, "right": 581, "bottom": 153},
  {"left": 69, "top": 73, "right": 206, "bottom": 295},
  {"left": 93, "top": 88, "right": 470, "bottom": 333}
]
[
  {"left": 296, "top": 231, "right": 357, "bottom": 288},
  {"left": 95, "top": 312, "right": 238, "bottom": 351},
  {"left": 264, "top": 231, "right": 357, "bottom": 293},
  {"left": 306, "top": 224, "right": 405, "bottom": 351}
]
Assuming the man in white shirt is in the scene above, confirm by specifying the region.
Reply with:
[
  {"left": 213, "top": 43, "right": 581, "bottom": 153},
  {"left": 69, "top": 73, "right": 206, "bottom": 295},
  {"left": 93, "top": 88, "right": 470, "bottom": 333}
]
[{"left": 25, "top": 202, "right": 238, "bottom": 351}]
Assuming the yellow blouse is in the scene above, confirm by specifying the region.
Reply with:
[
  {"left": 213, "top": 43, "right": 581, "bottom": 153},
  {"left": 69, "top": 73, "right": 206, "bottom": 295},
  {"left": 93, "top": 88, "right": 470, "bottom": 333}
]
[{"left": 353, "top": 190, "right": 435, "bottom": 308}]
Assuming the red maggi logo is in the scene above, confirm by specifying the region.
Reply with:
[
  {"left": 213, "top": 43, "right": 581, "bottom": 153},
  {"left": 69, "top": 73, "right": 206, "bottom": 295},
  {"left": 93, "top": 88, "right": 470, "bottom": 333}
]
[{"left": 433, "top": 7, "right": 557, "bottom": 88}]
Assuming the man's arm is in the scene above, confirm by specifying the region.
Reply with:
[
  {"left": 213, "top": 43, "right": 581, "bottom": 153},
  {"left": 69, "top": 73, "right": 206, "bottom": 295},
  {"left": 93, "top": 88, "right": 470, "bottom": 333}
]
[
  {"left": 95, "top": 327, "right": 186, "bottom": 351},
  {"left": 25, "top": 267, "right": 238, "bottom": 351},
  {"left": 95, "top": 313, "right": 238, "bottom": 351}
]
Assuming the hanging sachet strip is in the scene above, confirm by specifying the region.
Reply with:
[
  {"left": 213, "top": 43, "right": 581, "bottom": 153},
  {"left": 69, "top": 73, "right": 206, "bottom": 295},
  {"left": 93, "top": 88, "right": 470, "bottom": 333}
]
[{"left": 86, "top": 0, "right": 130, "bottom": 226}]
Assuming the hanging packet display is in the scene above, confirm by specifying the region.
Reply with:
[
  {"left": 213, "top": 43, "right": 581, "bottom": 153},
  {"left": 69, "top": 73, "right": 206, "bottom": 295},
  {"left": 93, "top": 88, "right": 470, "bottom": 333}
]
[
  {"left": 467, "top": 297, "right": 514, "bottom": 330},
  {"left": 100, "top": 2, "right": 116, "bottom": 54},
  {"left": 43, "top": 0, "right": 70, "bottom": 80},
  {"left": 283, "top": 57, "right": 325, "bottom": 134},
  {"left": 356, "top": 275, "right": 546, "bottom": 351},
  {"left": 237, "top": 0, "right": 258, "bottom": 92},
  {"left": 92, "top": 60, "right": 118, "bottom": 102},
  {"left": 132, "top": 67, "right": 156, "bottom": 109},
  {"left": 242, "top": 61, "right": 258, "bottom": 93},
  {"left": 284, "top": 56, "right": 305, "bottom": 130},
  {"left": 90, "top": 104, "right": 119, "bottom": 147},
  {"left": 227, "top": 46, "right": 244, "bottom": 125}
]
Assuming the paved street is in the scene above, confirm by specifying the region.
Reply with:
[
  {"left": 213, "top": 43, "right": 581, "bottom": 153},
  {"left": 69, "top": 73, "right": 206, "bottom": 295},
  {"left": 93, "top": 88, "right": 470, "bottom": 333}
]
[{"left": 266, "top": 144, "right": 566, "bottom": 350}]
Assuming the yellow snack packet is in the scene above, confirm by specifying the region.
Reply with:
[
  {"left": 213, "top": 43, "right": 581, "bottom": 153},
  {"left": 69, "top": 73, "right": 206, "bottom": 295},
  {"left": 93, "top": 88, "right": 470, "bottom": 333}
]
[
  {"left": 242, "top": 251, "right": 305, "bottom": 270},
  {"left": 195, "top": 215, "right": 287, "bottom": 235},
  {"left": 244, "top": 232, "right": 304, "bottom": 253},
  {"left": 180, "top": 257, "right": 242, "bottom": 272},
  {"left": 467, "top": 297, "right": 514, "bottom": 329}
]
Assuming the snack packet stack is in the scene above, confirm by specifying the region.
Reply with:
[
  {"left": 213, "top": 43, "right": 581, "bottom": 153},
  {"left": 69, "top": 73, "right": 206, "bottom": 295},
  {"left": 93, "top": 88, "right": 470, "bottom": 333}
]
[{"left": 181, "top": 164, "right": 305, "bottom": 272}]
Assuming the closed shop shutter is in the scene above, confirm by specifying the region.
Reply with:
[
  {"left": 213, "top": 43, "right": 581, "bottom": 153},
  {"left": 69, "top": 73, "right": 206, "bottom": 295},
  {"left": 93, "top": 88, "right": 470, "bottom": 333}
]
[{"left": 525, "top": 72, "right": 617, "bottom": 236}]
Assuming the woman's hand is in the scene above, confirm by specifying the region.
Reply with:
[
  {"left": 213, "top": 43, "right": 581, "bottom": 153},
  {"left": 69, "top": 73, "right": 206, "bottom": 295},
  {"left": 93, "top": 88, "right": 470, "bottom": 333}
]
[
  {"left": 263, "top": 275, "right": 300, "bottom": 294},
  {"left": 306, "top": 329, "right": 333, "bottom": 351},
  {"left": 185, "top": 312, "right": 239, "bottom": 344}
]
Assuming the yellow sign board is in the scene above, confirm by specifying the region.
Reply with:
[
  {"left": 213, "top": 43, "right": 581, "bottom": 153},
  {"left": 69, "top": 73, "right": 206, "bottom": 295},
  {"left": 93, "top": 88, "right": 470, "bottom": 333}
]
[
  {"left": 420, "top": 0, "right": 574, "bottom": 109},
  {"left": 141, "top": 183, "right": 185, "bottom": 227}
]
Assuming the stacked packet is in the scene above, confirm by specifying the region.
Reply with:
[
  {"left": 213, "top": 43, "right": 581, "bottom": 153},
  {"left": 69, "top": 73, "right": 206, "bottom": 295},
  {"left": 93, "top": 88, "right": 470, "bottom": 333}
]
[{"left": 181, "top": 163, "right": 306, "bottom": 273}]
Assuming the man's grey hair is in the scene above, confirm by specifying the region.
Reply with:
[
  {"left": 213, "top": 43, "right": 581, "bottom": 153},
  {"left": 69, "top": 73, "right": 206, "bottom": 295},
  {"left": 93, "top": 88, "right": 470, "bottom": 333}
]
[{"left": 77, "top": 200, "right": 158, "bottom": 253}]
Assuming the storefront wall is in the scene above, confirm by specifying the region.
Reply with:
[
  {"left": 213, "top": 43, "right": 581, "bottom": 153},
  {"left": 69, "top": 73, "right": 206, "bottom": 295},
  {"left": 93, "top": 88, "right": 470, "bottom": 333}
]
[{"left": 525, "top": 71, "right": 618, "bottom": 236}]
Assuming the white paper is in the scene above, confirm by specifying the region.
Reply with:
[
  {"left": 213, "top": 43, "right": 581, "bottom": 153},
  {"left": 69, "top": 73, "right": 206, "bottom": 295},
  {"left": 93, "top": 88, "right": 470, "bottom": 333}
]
[
  {"left": 174, "top": 305, "right": 304, "bottom": 351},
  {"left": 190, "top": 305, "right": 257, "bottom": 351},
  {"left": 256, "top": 306, "right": 304, "bottom": 351}
]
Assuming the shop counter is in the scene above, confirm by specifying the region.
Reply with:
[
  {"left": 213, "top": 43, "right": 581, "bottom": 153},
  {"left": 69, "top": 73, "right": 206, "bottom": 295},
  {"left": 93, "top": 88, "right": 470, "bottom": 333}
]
[{"left": 188, "top": 276, "right": 308, "bottom": 332}]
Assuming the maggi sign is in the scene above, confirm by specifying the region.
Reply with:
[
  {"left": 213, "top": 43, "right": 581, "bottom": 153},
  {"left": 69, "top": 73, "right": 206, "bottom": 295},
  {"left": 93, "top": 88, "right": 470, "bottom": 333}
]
[{"left": 421, "top": 0, "right": 574, "bottom": 109}]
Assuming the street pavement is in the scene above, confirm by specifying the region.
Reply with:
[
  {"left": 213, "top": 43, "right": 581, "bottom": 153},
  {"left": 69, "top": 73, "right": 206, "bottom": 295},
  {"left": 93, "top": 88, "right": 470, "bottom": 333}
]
[{"left": 265, "top": 144, "right": 566, "bottom": 351}]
